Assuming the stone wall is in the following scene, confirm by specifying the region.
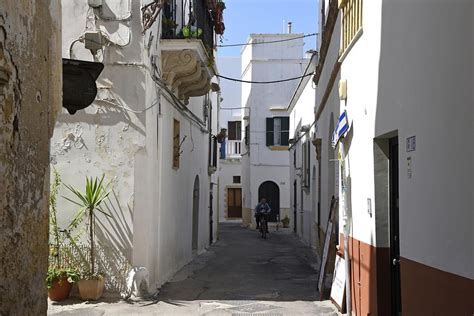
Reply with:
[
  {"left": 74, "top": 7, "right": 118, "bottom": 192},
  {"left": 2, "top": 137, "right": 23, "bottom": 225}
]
[{"left": 0, "top": 1, "right": 61, "bottom": 314}]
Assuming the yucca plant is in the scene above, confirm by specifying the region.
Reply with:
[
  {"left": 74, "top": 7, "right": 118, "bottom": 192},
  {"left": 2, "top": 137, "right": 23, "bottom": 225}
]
[{"left": 64, "top": 175, "right": 110, "bottom": 277}]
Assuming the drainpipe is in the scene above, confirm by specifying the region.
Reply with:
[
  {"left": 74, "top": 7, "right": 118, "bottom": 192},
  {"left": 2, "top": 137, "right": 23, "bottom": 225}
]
[{"left": 340, "top": 143, "right": 352, "bottom": 315}]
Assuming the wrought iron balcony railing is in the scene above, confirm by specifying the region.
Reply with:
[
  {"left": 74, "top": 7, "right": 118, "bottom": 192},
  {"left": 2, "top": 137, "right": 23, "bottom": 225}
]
[{"left": 162, "top": 0, "right": 214, "bottom": 52}]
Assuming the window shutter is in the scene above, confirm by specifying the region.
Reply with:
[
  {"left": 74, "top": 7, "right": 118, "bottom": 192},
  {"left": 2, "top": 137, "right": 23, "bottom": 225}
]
[
  {"left": 266, "top": 118, "right": 274, "bottom": 146},
  {"left": 281, "top": 117, "right": 290, "bottom": 146}
]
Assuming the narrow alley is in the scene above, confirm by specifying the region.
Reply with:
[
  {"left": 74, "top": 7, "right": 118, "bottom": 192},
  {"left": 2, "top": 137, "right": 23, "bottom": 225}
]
[{"left": 48, "top": 224, "right": 340, "bottom": 315}]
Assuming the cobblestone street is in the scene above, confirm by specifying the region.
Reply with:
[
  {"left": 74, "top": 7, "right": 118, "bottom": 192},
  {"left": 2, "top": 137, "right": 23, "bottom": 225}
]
[{"left": 48, "top": 224, "right": 340, "bottom": 315}]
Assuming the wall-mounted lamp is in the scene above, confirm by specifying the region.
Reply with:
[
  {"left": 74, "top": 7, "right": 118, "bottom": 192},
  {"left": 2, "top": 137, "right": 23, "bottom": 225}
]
[
  {"left": 338, "top": 79, "right": 347, "bottom": 101},
  {"left": 63, "top": 58, "right": 104, "bottom": 115}
]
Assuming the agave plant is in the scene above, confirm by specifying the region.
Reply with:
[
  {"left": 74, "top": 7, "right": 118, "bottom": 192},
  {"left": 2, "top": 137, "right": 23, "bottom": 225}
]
[{"left": 63, "top": 175, "right": 110, "bottom": 277}]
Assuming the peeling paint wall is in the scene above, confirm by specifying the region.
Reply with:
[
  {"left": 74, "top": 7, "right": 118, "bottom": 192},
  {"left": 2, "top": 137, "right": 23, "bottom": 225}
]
[
  {"left": 0, "top": 0, "right": 61, "bottom": 314},
  {"left": 56, "top": 0, "right": 219, "bottom": 293}
]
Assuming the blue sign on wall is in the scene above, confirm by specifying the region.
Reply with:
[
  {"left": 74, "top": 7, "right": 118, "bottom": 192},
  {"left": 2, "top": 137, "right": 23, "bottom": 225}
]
[{"left": 332, "top": 111, "right": 349, "bottom": 148}]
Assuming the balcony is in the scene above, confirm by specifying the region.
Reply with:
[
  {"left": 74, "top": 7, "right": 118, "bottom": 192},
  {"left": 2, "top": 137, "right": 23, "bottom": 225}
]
[
  {"left": 160, "top": 0, "right": 216, "bottom": 102},
  {"left": 226, "top": 140, "right": 242, "bottom": 158}
]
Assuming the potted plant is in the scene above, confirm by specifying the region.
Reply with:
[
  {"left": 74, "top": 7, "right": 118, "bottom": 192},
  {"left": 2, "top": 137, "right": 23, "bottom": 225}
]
[
  {"left": 47, "top": 267, "right": 80, "bottom": 301},
  {"left": 47, "top": 169, "right": 81, "bottom": 301},
  {"left": 216, "top": 0, "right": 226, "bottom": 11},
  {"left": 64, "top": 174, "right": 110, "bottom": 300},
  {"left": 281, "top": 215, "right": 290, "bottom": 228},
  {"left": 213, "top": 1, "right": 226, "bottom": 35}
]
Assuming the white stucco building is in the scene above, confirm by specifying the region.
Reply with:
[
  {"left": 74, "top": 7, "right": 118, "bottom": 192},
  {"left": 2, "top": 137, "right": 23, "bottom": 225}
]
[
  {"left": 216, "top": 57, "right": 244, "bottom": 223},
  {"left": 312, "top": 0, "right": 474, "bottom": 315},
  {"left": 240, "top": 33, "right": 308, "bottom": 228},
  {"left": 286, "top": 53, "right": 326, "bottom": 251},
  {"left": 53, "top": 0, "right": 222, "bottom": 293}
]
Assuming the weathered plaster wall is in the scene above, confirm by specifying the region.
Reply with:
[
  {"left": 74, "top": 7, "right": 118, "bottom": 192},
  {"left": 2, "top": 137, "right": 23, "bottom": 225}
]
[
  {"left": 56, "top": 0, "right": 218, "bottom": 293},
  {"left": 0, "top": 1, "right": 61, "bottom": 314}
]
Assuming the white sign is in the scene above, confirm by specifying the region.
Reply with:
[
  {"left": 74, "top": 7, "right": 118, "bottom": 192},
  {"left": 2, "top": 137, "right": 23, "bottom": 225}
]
[
  {"left": 330, "top": 255, "right": 346, "bottom": 310},
  {"left": 406, "top": 135, "right": 416, "bottom": 152}
]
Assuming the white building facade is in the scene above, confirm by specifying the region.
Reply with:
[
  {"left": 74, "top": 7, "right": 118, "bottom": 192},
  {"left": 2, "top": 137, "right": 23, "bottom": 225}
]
[
  {"left": 53, "top": 0, "right": 221, "bottom": 293},
  {"left": 216, "top": 57, "right": 243, "bottom": 223},
  {"left": 241, "top": 34, "right": 308, "bottom": 228},
  {"left": 314, "top": 0, "right": 474, "bottom": 315}
]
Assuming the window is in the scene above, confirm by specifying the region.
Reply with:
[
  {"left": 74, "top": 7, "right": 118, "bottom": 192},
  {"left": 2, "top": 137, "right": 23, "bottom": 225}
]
[
  {"left": 233, "top": 176, "right": 241, "bottom": 184},
  {"left": 302, "top": 140, "right": 311, "bottom": 188},
  {"left": 266, "top": 117, "right": 289, "bottom": 146},
  {"left": 208, "top": 135, "right": 217, "bottom": 169},
  {"left": 339, "top": 0, "right": 363, "bottom": 56},
  {"left": 228, "top": 121, "right": 241, "bottom": 141},
  {"left": 173, "top": 119, "right": 180, "bottom": 169}
]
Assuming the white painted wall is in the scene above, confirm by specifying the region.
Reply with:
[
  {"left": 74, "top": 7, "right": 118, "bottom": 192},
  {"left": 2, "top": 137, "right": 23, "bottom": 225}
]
[
  {"left": 241, "top": 34, "right": 307, "bottom": 226},
  {"left": 288, "top": 62, "right": 318, "bottom": 247},
  {"left": 337, "top": 0, "right": 473, "bottom": 279},
  {"left": 55, "top": 0, "right": 219, "bottom": 293}
]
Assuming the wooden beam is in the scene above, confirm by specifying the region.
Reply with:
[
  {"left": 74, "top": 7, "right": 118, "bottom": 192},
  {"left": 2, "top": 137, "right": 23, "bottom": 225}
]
[{"left": 314, "top": 0, "right": 340, "bottom": 85}]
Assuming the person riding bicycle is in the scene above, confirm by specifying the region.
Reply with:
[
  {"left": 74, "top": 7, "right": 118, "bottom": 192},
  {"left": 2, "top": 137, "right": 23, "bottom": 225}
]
[{"left": 254, "top": 198, "right": 271, "bottom": 232}]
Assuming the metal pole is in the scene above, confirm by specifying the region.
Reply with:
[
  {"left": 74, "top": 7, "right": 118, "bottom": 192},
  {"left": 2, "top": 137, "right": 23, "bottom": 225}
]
[{"left": 340, "top": 143, "right": 352, "bottom": 315}]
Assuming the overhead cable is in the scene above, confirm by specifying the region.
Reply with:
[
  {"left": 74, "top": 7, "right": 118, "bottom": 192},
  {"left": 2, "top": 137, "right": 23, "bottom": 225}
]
[
  {"left": 216, "top": 73, "right": 313, "bottom": 84},
  {"left": 217, "top": 33, "right": 317, "bottom": 48}
]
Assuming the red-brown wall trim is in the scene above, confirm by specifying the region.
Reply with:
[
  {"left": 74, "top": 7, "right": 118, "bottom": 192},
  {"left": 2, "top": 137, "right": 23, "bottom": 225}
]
[
  {"left": 338, "top": 234, "right": 391, "bottom": 316},
  {"left": 401, "top": 257, "right": 474, "bottom": 316},
  {"left": 338, "top": 234, "right": 474, "bottom": 315}
]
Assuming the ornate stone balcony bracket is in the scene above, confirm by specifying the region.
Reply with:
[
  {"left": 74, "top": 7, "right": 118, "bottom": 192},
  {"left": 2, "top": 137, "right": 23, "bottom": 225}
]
[{"left": 160, "top": 39, "right": 215, "bottom": 101}]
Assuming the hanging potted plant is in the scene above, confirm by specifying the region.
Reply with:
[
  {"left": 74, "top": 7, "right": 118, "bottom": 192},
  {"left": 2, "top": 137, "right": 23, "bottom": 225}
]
[
  {"left": 46, "top": 169, "right": 81, "bottom": 301},
  {"left": 213, "top": 1, "right": 226, "bottom": 35},
  {"left": 64, "top": 174, "right": 111, "bottom": 301}
]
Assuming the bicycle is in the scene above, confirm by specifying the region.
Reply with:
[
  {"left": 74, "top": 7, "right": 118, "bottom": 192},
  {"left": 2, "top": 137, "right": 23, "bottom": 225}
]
[{"left": 259, "top": 213, "right": 268, "bottom": 239}]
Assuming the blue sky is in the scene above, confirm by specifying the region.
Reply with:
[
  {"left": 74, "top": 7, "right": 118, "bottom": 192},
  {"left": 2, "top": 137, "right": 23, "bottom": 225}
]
[{"left": 216, "top": 0, "right": 319, "bottom": 57}]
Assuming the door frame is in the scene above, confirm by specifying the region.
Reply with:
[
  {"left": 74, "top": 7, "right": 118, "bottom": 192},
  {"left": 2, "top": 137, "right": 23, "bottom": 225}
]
[{"left": 389, "top": 137, "right": 402, "bottom": 315}]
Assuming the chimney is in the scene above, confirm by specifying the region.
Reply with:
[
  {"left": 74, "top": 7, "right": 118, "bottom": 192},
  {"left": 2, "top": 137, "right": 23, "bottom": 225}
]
[{"left": 287, "top": 21, "right": 292, "bottom": 34}]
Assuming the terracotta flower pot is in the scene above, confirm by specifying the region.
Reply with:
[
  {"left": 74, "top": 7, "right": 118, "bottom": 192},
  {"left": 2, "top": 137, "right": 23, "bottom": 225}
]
[
  {"left": 48, "top": 277, "right": 73, "bottom": 301},
  {"left": 77, "top": 278, "right": 105, "bottom": 300}
]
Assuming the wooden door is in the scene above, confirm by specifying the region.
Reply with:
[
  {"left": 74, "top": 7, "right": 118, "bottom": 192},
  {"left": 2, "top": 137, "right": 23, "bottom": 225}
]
[{"left": 227, "top": 188, "right": 242, "bottom": 218}]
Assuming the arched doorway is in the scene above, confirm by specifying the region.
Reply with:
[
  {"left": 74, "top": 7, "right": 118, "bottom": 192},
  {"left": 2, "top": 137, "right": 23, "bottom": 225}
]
[
  {"left": 258, "top": 181, "right": 280, "bottom": 222},
  {"left": 192, "top": 176, "right": 200, "bottom": 251}
]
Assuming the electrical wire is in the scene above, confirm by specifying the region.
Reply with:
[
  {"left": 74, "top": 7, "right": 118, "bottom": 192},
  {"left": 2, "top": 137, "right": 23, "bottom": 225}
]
[
  {"left": 216, "top": 33, "right": 317, "bottom": 48},
  {"left": 216, "top": 73, "right": 313, "bottom": 84}
]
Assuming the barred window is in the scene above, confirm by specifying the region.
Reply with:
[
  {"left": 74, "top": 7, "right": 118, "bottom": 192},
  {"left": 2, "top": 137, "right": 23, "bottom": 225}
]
[{"left": 339, "top": 0, "right": 363, "bottom": 58}]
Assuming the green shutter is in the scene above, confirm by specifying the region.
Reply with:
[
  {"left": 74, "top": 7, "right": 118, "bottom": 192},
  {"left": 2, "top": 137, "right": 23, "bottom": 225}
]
[
  {"left": 281, "top": 117, "right": 289, "bottom": 146},
  {"left": 266, "top": 118, "right": 274, "bottom": 146}
]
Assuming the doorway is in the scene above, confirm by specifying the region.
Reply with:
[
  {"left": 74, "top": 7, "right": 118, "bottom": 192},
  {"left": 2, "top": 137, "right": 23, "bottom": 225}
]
[
  {"left": 389, "top": 137, "right": 402, "bottom": 315},
  {"left": 258, "top": 181, "right": 280, "bottom": 222},
  {"left": 192, "top": 176, "right": 200, "bottom": 251},
  {"left": 227, "top": 188, "right": 242, "bottom": 218}
]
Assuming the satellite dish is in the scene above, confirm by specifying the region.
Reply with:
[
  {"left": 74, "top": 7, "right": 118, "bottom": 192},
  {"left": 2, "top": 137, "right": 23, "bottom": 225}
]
[{"left": 62, "top": 58, "right": 104, "bottom": 115}]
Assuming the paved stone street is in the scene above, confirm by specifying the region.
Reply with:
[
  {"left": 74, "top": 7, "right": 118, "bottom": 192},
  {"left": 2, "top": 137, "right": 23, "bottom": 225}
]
[{"left": 48, "top": 224, "right": 340, "bottom": 315}]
